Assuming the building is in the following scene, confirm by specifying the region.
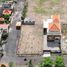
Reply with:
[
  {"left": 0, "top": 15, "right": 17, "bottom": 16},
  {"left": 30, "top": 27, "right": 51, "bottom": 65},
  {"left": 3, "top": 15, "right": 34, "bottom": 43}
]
[
  {"left": 43, "top": 15, "right": 61, "bottom": 52},
  {"left": 2, "top": 2, "right": 14, "bottom": 12},
  {"left": 47, "top": 15, "right": 61, "bottom": 42},
  {"left": 2, "top": 3, "right": 11, "bottom": 9},
  {"left": 3, "top": 9, "right": 12, "bottom": 15}
]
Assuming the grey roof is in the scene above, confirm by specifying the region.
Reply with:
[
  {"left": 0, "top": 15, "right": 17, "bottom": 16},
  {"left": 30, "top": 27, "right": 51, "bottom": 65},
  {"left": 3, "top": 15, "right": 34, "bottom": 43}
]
[
  {"left": 2, "top": 3, "right": 11, "bottom": 9},
  {"left": 47, "top": 31, "right": 61, "bottom": 35}
]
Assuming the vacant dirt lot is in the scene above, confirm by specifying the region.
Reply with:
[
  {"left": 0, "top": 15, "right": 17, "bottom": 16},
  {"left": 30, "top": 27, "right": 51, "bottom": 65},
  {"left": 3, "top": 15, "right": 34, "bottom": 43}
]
[{"left": 16, "top": 0, "right": 43, "bottom": 55}]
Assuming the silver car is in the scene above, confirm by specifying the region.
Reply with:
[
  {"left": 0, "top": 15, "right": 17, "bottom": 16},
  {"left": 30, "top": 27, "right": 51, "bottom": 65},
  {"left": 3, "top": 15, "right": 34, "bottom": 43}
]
[{"left": 23, "top": 18, "right": 35, "bottom": 25}]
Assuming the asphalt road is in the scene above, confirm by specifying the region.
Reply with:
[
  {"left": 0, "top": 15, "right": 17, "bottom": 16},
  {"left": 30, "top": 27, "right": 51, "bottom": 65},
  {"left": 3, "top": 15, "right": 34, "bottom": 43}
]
[{"left": 0, "top": 0, "right": 42, "bottom": 65}]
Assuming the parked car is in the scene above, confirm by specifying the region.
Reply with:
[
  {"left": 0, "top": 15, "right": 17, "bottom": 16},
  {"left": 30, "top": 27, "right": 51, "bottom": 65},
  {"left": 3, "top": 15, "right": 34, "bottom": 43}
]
[
  {"left": 1, "top": 29, "right": 8, "bottom": 40},
  {"left": 51, "top": 50, "right": 61, "bottom": 53},
  {"left": 2, "top": 3, "right": 11, "bottom": 9},
  {"left": 16, "top": 22, "right": 21, "bottom": 30},
  {"left": 42, "top": 52, "right": 51, "bottom": 57},
  {"left": 0, "top": 47, "right": 3, "bottom": 57},
  {"left": 0, "top": 24, "right": 9, "bottom": 40},
  {"left": 22, "top": 18, "right": 35, "bottom": 25}
]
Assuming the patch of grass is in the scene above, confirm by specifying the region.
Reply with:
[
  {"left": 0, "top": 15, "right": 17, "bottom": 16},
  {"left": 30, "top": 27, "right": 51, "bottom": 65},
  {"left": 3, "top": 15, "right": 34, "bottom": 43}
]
[
  {"left": 34, "top": 6, "right": 52, "bottom": 15},
  {"left": 34, "top": 7, "right": 46, "bottom": 14},
  {"left": 37, "top": 0, "right": 48, "bottom": 6},
  {"left": 0, "top": 0, "right": 2, "bottom": 2},
  {"left": 22, "top": 1, "right": 28, "bottom": 19},
  {"left": 52, "top": 0, "right": 60, "bottom": 4},
  {"left": 34, "top": 0, "right": 61, "bottom": 15},
  {"left": 38, "top": 0, "right": 47, "bottom": 4}
]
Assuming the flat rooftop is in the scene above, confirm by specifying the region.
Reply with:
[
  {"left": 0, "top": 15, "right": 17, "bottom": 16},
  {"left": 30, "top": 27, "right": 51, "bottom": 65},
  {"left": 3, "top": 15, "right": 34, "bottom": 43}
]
[{"left": 43, "top": 35, "right": 60, "bottom": 51}]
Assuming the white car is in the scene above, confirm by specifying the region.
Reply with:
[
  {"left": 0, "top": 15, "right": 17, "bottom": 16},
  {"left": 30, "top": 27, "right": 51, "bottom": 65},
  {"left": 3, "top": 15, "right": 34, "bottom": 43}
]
[
  {"left": 23, "top": 18, "right": 35, "bottom": 25},
  {"left": 42, "top": 52, "right": 51, "bottom": 57}
]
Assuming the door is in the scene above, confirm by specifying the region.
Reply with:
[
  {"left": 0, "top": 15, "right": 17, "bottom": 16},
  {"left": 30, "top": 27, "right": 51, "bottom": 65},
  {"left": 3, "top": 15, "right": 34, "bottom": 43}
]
[{"left": 43, "top": 28, "right": 47, "bottom": 35}]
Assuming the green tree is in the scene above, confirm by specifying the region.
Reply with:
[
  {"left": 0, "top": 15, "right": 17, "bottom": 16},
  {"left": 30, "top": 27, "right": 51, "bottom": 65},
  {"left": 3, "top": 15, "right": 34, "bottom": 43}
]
[
  {"left": 29, "top": 60, "right": 34, "bottom": 67},
  {"left": 1, "top": 64, "right": 6, "bottom": 67},
  {"left": 40, "top": 57, "right": 53, "bottom": 67},
  {"left": 55, "top": 56, "right": 65, "bottom": 67},
  {"left": 22, "top": 1, "right": 28, "bottom": 20},
  {"left": 3, "top": 14, "right": 11, "bottom": 24},
  {"left": 5, "top": 20, "right": 10, "bottom": 24},
  {"left": 3, "top": 15, "right": 10, "bottom": 20},
  {"left": 9, "top": 62, "right": 14, "bottom": 67},
  {"left": 0, "top": 40, "right": 3, "bottom": 47}
]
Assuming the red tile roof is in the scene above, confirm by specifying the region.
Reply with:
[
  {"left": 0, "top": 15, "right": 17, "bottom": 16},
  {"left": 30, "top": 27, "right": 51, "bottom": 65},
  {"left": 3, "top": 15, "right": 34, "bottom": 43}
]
[
  {"left": 49, "top": 23, "right": 61, "bottom": 32},
  {"left": 0, "top": 24, "right": 9, "bottom": 29},
  {"left": 3, "top": 9, "right": 12, "bottom": 15},
  {"left": 51, "top": 15, "right": 60, "bottom": 23},
  {"left": 0, "top": 17, "right": 4, "bottom": 21}
]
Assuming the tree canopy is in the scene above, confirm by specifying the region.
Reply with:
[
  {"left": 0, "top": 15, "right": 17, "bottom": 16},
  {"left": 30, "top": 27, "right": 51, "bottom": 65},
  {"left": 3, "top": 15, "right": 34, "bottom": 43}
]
[
  {"left": 55, "top": 56, "right": 65, "bottom": 67},
  {"left": 40, "top": 57, "right": 53, "bottom": 67}
]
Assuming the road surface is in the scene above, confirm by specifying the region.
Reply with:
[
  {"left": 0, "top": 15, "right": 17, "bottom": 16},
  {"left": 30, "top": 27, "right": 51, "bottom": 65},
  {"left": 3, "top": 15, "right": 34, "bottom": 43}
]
[
  {"left": 0, "top": 0, "right": 42, "bottom": 66},
  {"left": 0, "top": 0, "right": 67, "bottom": 66}
]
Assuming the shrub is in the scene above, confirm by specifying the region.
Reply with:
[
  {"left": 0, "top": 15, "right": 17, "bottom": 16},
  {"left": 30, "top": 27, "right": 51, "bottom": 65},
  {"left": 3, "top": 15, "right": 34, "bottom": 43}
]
[
  {"left": 39, "top": 58, "right": 53, "bottom": 67},
  {"left": 55, "top": 56, "right": 65, "bottom": 67},
  {"left": 52, "top": 0, "right": 60, "bottom": 4},
  {"left": 22, "top": 1, "right": 28, "bottom": 20},
  {"left": 9, "top": 62, "right": 14, "bottom": 67},
  {"left": 1, "top": 64, "right": 6, "bottom": 67}
]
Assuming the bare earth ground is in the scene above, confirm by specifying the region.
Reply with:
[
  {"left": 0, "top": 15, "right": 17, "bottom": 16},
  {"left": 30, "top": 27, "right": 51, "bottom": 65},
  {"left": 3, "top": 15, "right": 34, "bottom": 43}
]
[
  {"left": 61, "top": 24, "right": 67, "bottom": 53},
  {"left": 60, "top": 0, "right": 67, "bottom": 53},
  {"left": 17, "top": 0, "right": 43, "bottom": 55},
  {"left": 17, "top": 0, "right": 67, "bottom": 55}
]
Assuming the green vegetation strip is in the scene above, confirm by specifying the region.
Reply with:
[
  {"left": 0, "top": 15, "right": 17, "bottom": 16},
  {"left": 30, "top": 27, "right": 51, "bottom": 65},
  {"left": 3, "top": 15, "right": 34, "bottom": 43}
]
[
  {"left": 34, "top": 0, "right": 60, "bottom": 15},
  {"left": 39, "top": 56, "right": 65, "bottom": 67},
  {"left": 52, "top": 0, "right": 60, "bottom": 4},
  {"left": 21, "top": 1, "right": 28, "bottom": 20}
]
